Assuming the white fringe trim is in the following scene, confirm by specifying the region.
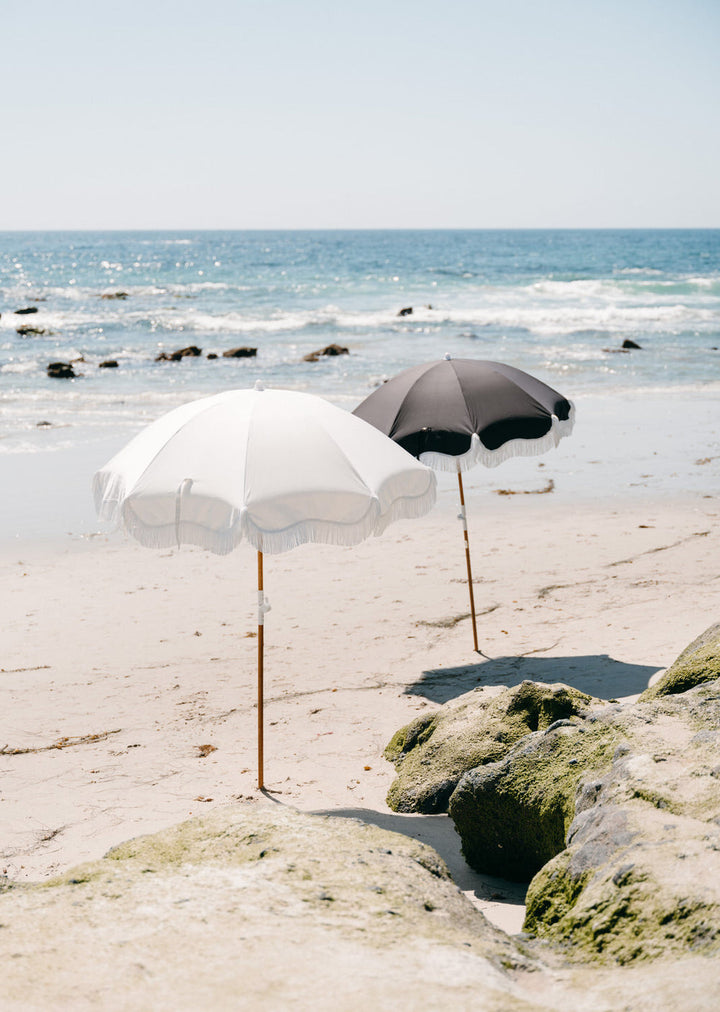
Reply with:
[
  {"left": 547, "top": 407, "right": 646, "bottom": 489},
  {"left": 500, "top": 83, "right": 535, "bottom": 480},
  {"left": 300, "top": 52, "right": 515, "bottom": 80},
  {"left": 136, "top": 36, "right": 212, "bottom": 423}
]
[
  {"left": 112, "top": 475, "right": 437, "bottom": 557},
  {"left": 93, "top": 470, "right": 129, "bottom": 526},
  {"left": 418, "top": 403, "right": 575, "bottom": 473}
]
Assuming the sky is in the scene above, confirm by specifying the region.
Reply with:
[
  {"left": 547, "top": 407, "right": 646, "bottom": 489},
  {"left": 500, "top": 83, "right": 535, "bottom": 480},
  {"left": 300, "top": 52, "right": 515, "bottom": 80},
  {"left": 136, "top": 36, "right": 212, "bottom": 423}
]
[{"left": 2, "top": 0, "right": 719, "bottom": 230}]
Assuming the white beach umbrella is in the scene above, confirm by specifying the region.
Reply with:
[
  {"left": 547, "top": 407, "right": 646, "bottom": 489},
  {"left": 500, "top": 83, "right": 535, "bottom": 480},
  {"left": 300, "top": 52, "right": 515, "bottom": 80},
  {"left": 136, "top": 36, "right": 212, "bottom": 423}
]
[{"left": 93, "top": 383, "right": 436, "bottom": 788}]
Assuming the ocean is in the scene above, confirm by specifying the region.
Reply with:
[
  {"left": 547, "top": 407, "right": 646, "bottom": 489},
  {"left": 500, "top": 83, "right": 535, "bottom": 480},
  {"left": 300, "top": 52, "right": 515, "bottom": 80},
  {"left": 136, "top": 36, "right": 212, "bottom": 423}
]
[
  {"left": 1, "top": 229, "right": 719, "bottom": 541},
  {"left": 1, "top": 229, "right": 719, "bottom": 456}
]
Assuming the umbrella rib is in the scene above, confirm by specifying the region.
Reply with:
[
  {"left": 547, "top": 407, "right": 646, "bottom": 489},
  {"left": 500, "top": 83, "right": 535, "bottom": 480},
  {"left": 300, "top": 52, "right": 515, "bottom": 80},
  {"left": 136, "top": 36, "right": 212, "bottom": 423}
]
[
  {"left": 385, "top": 361, "right": 437, "bottom": 440},
  {"left": 241, "top": 395, "right": 255, "bottom": 548},
  {"left": 108, "top": 396, "right": 228, "bottom": 512},
  {"left": 241, "top": 412, "right": 435, "bottom": 552},
  {"left": 446, "top": 358, "right": 472, "bottom": 431}
]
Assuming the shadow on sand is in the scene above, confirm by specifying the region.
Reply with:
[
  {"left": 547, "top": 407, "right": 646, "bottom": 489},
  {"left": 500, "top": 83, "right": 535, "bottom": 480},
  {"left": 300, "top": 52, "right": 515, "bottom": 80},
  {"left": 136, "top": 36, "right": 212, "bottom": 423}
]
[
  {"left": 310, "top": 805, "right": 527, "bottom": 918},
  {"left": 261, "top": 791, "right": 526, "bottom": 920},
  {"left": 407, "top": 654, "right": 662, "bottom": 704}
]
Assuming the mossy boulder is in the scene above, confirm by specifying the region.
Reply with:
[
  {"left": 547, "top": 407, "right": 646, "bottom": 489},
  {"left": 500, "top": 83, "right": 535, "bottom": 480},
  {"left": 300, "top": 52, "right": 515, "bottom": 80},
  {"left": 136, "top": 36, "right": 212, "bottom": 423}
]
[
  {"left": 430, "top": 675, "right": 720, "bottom": 964},
  {"left": 1, "top": 805, "right": 530, "bottom": 1009},
  {"left": 385, "top": 681, "right": 601, "bottom": 813},
  {"left": 640, "top": 620, "right": 720, "bottom": 700},
  {"left": 449, "top": 718, "right": 620, "bottom": 881},
  {"left": 521, "top": 682, "right": 720, "bottom": 963}
]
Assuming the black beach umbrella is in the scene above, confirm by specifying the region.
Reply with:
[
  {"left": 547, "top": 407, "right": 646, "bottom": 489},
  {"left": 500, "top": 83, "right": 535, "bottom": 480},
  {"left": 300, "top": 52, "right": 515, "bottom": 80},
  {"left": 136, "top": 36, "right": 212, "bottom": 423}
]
[{"left": 353, "top": 356, "right": 574, "bottom": 651}]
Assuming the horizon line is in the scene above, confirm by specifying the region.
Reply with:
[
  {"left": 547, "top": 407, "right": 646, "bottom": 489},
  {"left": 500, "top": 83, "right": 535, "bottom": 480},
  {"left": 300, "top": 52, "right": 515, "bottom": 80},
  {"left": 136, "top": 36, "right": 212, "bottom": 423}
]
[{"left": 1, "top": 225, "right": 719, "bottom": 234}]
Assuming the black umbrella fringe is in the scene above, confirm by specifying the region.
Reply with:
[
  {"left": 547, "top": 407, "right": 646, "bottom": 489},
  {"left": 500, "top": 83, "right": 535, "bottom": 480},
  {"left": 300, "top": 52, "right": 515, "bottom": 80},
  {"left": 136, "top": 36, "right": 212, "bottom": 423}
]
[{"left": 418, "top": 404, "right": 575, "bottom": 472}]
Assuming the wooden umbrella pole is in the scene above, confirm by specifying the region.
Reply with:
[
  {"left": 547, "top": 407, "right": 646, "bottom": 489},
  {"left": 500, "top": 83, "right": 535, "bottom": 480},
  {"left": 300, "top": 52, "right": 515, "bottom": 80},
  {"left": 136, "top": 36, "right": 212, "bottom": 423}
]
[
  {"left": 457, "top": 470, "right": 479, "bottom": 652},
  {"left": 257, "top": 549, "right": 265, "bottom": 790}
]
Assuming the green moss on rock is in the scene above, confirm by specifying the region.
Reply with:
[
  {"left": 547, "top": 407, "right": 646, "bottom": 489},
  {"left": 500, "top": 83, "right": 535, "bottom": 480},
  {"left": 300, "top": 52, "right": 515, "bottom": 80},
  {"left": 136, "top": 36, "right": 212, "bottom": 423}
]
[
  {"left": 525, "top": 851, "right": 720, "bottom": 964},
  {"left": 520, "top": 684, "right": 720, "bottom": 963},
  {"left": 641, "top": 621, "right": 720, "bottom": 700},
  {"left": 384, "top": 712, "right": 437, "bottom": 763},
  {"left": 1, "top": 805, "right": 539, "bottom": 1009},
  {"left": 523, "top": 850, "right": 591, "bottom": 930},
  {"left": 448, "top": 721, "right": 619, "bottom": 881},
  {"left": 385, "top": 681, "right": 601, "bottom": 814},
  {"left": 106, "top": 818, "right": 280, "bottom": 869}
]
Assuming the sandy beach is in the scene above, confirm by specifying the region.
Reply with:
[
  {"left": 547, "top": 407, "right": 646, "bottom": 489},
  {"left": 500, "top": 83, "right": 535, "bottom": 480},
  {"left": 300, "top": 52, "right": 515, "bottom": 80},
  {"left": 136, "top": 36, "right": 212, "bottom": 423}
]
[
  {"left": 3, "top": 389, "right": 720, "bottom": 956},
  {"left": 2, "top": 0, "right": 719, "bottom": 992}
]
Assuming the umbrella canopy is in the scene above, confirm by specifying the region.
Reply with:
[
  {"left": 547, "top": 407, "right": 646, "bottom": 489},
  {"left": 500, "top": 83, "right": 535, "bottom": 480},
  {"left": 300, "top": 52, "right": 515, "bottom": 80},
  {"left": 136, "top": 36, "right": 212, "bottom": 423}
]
[
  {"left": 94, "top": 384, "right": 436, "bottom": 787},
  {"left": 353, "top": 357, "right": 574, "bottom": 471},
  {"left": 95, "top": 385, "right": 436, "bottom": 555},
  {"left": 353, "top": 357, "right": 574, "bottom": 650}
]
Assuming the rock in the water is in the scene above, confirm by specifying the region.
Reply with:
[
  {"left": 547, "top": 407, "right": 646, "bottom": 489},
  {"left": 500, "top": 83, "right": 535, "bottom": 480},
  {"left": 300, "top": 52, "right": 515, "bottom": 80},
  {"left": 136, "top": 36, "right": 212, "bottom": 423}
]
[
  {"left": 47, "top": 361, "right": 75, "bottom": 379},
  {"left": 397, "top": 306, "right": 413, "bottom": 316},
  {"left": 98, "top": 359, "right": 119, "bottom": 369},
  {"left": 640, "top": 620, "right": 720, "bottom": 699},
  {"left": 16, "top": 325, "right": 48, "bottom": 337},
  {"left": 385, "top": 680, "right": 599, "bottom": 814},
  {"left": 603, "top": 339, "right": 641, "bottom": 353},
  {"left": 155, "top": 346, "right": 202, "bottom": 361},
  {"left": 222, "top": 346, "right": 257, "bottom": 358},
  {"left": 100, "top": 291, "right": 129, "bottom": 300},
  {"left": 14, "top": 306, "right": 38, "bottom": 315},
  {"left": 303, "top": 343, "right": 349, "bottom": 362},
  {"left": 207, "top": 352, "right": 218, "bottom": 359}
]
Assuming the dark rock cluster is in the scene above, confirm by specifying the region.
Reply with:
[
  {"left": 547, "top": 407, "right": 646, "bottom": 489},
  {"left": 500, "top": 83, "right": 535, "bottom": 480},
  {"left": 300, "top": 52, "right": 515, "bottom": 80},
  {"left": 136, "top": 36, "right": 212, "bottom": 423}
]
[
  {"left": 154, "top": 345, "right": 203, "bottom": 362},
  {"left": 603, "top": 338, "right": 644, "bottom": 353},
  {"left": 222, "top": 346, "right": 257, "bottom": 358},
  {"left": 384, "top": 681, "right": 594, "bottom": 814},
  {"left": 154, "top": 345, "right": 258, "bottom": 362},
  {"left": 303, "top": 343, "right": 350, "bottom": 363},
  {"left": 47, "top": 361, "right": 76, "bottom": 379},
  {"left": 5, "top": 293, "right": 358, "bottom": 376},
  {"left": 396, "top": 305, "right": 432, "bottom": 317},
  {"left": 17, "top": 325, "right": 51, "bottom": 337}
]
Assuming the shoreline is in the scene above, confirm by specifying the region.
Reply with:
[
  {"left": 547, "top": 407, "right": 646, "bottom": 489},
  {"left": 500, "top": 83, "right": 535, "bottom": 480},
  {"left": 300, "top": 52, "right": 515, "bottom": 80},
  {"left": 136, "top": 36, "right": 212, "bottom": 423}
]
[{"left": 1, "top": 385, "right": 719, "bottom": 546}]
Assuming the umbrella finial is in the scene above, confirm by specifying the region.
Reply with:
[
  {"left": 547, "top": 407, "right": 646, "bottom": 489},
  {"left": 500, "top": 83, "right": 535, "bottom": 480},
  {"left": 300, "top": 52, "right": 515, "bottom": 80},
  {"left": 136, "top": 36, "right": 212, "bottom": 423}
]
[
  {"left": 444, "top": 352, "right": 452, "bottom": 360},
  {"left": 254, "top": 380, "right": 265, "bottom": 391}
]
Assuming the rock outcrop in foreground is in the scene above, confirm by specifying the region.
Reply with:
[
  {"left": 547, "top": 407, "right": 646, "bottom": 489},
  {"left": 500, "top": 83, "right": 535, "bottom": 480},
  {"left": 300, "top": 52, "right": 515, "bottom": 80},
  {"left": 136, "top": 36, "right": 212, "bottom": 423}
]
[
  {"left": 2, "top": 803, "right": 717, "bottom": 1010},
  {"left": 385, "top": 626, "right": 720, "bottom": 972},
  {"left": 640, "top": 620, "right": 720, "bottom": 699},
  {"left": 450, "top": 682, "right": 720, "bottom": 959},
  {"left": 3, "top": 627, "right": 720, "bottom": 1008},
  {"left": 0, "top": 806, "right": 531, "bottom": 1011},
  {"left": 384, "top": 681, "right": 601, "bottom": 813}
]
